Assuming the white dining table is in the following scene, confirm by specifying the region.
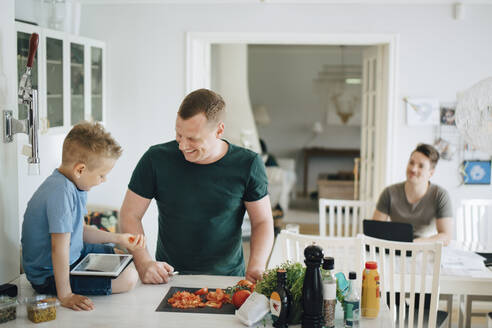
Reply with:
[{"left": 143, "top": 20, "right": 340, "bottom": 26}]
[
  {"left": 439, "top": 245, "right": 492, "bottom": 328},
  {"left": 4, "top": 274, "right": 393, "bottom": 328},
  {"left": 365, "top": 244, "right": 492, "bottom": 328}
]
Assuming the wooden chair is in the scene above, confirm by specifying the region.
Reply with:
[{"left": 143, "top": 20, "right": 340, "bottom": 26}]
[
  {"left": 456, "top": 199, "right": 492, "bottom": 328},
  {"left": 268, "top": 230, "right": 362, "bottom": 279},
  {"left": 360, "top": 235, "right": 448, "bottom": 328},
  {"left": 318, "top": 198, "right": 373, "bottom": 237}
]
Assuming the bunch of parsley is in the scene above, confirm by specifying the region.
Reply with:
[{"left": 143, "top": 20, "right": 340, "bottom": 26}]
[{"left": 254, "top": 261, "right": 305, "bottom": 323}]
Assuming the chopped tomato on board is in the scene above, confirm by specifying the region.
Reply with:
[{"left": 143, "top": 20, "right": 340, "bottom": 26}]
[
  {"left": 168, "top": 291, "right": 205, "bottom": 309},
  {"left": 194, "top": 287, "right": 208, "bottom": 295},
  {"left": 205, "top": 301, "right": 223, "bottom": 309},
  {"left": 206, "top": 288, "right": 225, "bottom": 302}
]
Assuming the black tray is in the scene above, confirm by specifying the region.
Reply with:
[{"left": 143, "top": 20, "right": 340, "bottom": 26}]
[{"left": 156, "top": 286, "right": 235, "bottom": 315}]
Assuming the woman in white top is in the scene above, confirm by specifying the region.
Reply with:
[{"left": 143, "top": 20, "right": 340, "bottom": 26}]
[{"left": 372, "top": 144, "right": 453, "bottom": 246}]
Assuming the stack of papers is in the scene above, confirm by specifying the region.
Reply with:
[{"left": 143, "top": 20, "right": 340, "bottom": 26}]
[{"left": 441, "top": 246, "right": 492, "bottom": 278}]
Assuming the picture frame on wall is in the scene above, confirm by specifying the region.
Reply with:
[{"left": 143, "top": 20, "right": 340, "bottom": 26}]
[
  {"left": 434, "top": 137, "right": 456, "bottom": 161},
  {"left": 440, "top": 103, "right": 456, "bottom": 126},
  {"left": 405, "top": 98, "right": 440, "bottom": 126},
  {"left": 462, "top": 160, "right": 491, "bottom": 185}
]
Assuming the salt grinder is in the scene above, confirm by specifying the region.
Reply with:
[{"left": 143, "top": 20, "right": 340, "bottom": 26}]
[{"left": 301, "top": 243, "right": 324, "bottom": 328}]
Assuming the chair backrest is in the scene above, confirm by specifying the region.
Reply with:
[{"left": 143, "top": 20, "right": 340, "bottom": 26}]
[
  {"left": 318, "top": 198, "right": 373, "bottom": 237},
  {"left": 268, "top": 230, "right": 363, "bottom": 280},
  {"left": 360, "top": 235, "right": 443, "bottom": 328},
  {"left": 456, "top": 199, "right": 492, "bottom": 251}
]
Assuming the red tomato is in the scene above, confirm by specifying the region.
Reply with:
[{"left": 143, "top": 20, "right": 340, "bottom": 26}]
[
  {"left": 237, "top": 279, "right": 255, "bottom": 292},
  {"left": 237, "top": 279, "right": 253, "bottom": 288},
  {"left": 194, "top": 287, "right": 208, "bottom": 295},
  {"left": 232, "top": 290, "right": 251, "bottom": 309}
]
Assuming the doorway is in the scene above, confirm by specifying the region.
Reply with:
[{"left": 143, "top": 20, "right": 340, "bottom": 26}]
[{"left": 186, "top": 32, "right": 399, "bottom": 208}]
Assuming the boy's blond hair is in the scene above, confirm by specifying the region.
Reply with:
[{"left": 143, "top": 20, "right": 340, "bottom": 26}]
[{"left": 62, "top": 122, "right": 122, "bottom": 170}]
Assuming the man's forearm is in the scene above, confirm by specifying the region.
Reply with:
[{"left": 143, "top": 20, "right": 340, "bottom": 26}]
[
  {"left": 248, "top": 219, "right": 274, "bottom": 269},
  {"left": 119, "top": 213, "right": 153, "bottom": 269}
]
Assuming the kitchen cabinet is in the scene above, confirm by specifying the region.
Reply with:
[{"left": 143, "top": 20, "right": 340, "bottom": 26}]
[{"left": 16, "top": 22, "right": 106, "bottom": 133}]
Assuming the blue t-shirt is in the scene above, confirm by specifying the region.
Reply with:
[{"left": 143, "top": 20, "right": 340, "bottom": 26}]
[{"left": 21, "top": 169, "right": 87, "bottom": 285}]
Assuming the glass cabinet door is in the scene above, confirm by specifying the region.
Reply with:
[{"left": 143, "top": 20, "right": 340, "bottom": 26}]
[
  {"left": 70, "top": 42, "right": 84, "bottom": 125},
  {"left": 46, "top": 37, "right": 63, "bottom": 128},
  {"left": 17, "top": 31, "right": 38, "bottom": 120},
  {"left": 91, "top": 47, "right": 103, "bottom": 122}
]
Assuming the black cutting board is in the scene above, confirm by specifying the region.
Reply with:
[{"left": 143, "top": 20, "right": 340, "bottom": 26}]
[{"left": 156, "top": 286, "right": 236, "bottom": 315}]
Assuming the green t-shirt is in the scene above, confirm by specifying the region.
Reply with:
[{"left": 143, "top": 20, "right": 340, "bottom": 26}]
[{"left": 128, "top": 140, "right": 268, "bottom": 276}]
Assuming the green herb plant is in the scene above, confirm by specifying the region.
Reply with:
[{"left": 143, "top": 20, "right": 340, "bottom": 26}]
[{"left": 254, "top": 261, "right": 305, "bottom": 324}]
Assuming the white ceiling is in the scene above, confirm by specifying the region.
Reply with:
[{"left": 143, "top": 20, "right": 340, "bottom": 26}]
[{"left": 77, "top": 0, "right": 492, "bottom": 5}]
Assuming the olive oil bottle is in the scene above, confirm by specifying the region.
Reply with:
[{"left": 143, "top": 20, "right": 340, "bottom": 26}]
[{"left": 270, "top": 269, "right": 291, "bottom": 328}]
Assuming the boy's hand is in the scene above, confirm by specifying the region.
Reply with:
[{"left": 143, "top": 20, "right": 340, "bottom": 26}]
[
  {"left": 60, "top": 293, "right": 94, "bottom": 311},
  {"left": 118, "top": 233, "right": 146, "bottom": 251}
]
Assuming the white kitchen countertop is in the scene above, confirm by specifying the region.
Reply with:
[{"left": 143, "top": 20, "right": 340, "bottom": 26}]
[{"left": 3, "top": 274, "right": 391, "bottom": 327}]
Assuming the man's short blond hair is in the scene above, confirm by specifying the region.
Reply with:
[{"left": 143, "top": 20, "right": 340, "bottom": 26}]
[
  {"left": 62, "top": 122, "right": 122, "bottom": 170},
  {"left": 178, "top": 88, "right": 225, "bottom": 123}
]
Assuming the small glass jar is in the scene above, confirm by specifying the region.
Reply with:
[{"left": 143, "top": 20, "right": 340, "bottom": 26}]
[
  {"left": 0, "top": 296, "right": 18, "bottom": 324},
  {"left": 25, "top": 295, "right": 59, "bottom": 323}
]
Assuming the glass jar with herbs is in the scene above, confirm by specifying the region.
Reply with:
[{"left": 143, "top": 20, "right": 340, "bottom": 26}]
[
  {"left": 25, "top": 295, "right": 59, "bottom": 323},
  {"left": 0, "top": 296, "right": 17, "bottom": 324}
]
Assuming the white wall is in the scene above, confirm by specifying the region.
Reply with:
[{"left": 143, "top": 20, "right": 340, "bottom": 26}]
[
  {"left": 0, "top": 0, "right": 20, "bottom": 284},
  {"left": 76, "top": 3, "right": 492, "bottom": 248},
  {"left": 211, "top": 44, "right": 261, "bottom": 153},
  {"left": 248, "top": 45, "right": 363, "bottom": 192}
]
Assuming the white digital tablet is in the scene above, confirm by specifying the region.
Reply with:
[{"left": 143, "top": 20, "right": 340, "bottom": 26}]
[{"left": 70, "top": 253, "right": 133, "bottom": 277}]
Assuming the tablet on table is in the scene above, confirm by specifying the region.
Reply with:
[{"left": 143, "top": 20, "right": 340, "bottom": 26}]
[{"left": 70, "top": 253, "right": 133, "bottom": 277}]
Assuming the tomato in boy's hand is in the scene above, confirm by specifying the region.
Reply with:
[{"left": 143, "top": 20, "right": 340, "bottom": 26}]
[
  {"left": 232, "top": 290, "right": 251, "bottom": 309},
  {"left": 128, "top": 236, "right": 135, "bottom": 243}
]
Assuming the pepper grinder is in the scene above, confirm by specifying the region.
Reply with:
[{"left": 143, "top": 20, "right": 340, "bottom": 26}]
[{"left": 301, "top": 243, "right": 324, "bottom": 328}]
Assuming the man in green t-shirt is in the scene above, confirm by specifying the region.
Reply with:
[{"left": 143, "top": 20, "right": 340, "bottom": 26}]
[{"left": 119, "top": 89, "right": 274, "bottom": 284}]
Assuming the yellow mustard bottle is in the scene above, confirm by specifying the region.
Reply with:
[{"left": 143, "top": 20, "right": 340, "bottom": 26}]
[{"left": 361, "top": 261, "right": 380, "bottom": 318}]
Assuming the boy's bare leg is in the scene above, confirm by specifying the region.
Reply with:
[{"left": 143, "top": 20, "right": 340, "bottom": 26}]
[
  {"left": 114, "top": 248, "right": 125, "bottom": 254},
  {"left": 111, "top": 263, "right": 138, "bottom": 294}
]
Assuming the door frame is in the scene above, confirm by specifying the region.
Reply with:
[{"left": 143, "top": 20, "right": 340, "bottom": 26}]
[
  {"left": 186, "top": 32, "right": 399, "bottom": 192},
  {"left": 0, "top": 0, "right": 20, "bottom": 284}
]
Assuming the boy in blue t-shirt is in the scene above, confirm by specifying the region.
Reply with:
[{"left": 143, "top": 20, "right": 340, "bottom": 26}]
[{"left": 22, "top": 122, "right": 145, "bottom": 311}]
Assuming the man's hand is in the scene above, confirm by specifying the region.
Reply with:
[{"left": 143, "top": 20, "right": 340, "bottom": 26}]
[
  {"left": 245, "top": 266, "right": 264, "bottom": 284},
  {"left": 59, "top": 293, "right": 94, "bottom": 311},
  {"left": 137, "top": 260, "right": 174, "bottom": 284}
]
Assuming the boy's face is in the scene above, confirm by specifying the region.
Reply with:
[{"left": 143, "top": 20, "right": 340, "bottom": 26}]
[{"left": 74, "top": 157, "right": 116, "bottom": 191}]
